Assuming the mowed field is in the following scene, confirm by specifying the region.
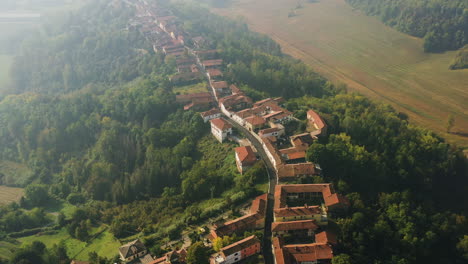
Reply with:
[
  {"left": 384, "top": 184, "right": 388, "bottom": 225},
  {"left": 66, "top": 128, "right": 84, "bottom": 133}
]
[
  {"left": 211, "top": 0, "right": 468, "bottom": 147},
  {"left": 0, "top": 185, "right": 24, "bottom": 205}
]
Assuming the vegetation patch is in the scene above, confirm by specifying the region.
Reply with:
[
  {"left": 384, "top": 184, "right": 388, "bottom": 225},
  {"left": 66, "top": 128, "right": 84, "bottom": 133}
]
[
  {"left": 450, "top": 45, "right": 468, "bottom": 70},
  {"left": 173, "top": 82, "right": 208, "bottom": 94},
  {"left": 0, "top": 185, "right": 24, "bottom": 205},
  {"left": 0, "top": 160, "right": 33, "bottom": 186}
]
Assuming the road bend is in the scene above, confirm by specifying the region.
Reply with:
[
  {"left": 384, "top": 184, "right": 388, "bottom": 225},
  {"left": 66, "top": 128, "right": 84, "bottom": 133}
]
[
  {"left": 224, "top": 118, "right": 276, "bottom": 264},
  {"left": 186, "top": 44, "right": 276, "bottom": 264}
]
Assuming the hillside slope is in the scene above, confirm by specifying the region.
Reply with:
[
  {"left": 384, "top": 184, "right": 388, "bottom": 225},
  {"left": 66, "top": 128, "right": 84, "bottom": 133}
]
[{"left": 210, "top": 0, "right": 468, "bottom": 147}]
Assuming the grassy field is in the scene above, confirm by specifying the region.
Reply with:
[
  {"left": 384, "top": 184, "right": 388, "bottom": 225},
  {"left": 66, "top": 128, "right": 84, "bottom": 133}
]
[
  {"left": 211, "top": 0, "right": 468, "bottom": 147},
  {"left": 0, "top": 185, "right": 24, "bottom": 205},
  {"left": 17, "top": 226, "right": 120, "bottom": 260},
  {"left": 173, "top": 82, "right": 209, "bottom": 95}
]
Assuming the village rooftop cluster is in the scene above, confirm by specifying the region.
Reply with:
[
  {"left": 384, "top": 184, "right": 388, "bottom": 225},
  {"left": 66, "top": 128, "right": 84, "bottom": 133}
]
[{"left": 67, "top": 0, "right": 350, "bottom": 264}]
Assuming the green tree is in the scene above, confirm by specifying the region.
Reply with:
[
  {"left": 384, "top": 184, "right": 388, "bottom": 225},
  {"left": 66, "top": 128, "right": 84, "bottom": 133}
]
[
  {"left": 186, "top": 242, "right": 210, "bottom": 264},
  {"left": 24, "top": 184, "right": 50, "bottom": 206}
]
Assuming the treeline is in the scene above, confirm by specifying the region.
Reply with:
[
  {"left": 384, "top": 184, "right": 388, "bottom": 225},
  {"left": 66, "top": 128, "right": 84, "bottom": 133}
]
[
  {"left": 172, "top": 3, "right": 338, "bottom": 98},
  {"left": 346, "top": 0, "right": 468, "bottom": 52},
  {"left": 288, "top": 94, "right": 468, "bottom": 263},
  {"left": 9, "top": 0, "right": 169, "bottom": 95},
  {"left": 450, "top": 45, "right": 468, "bottom": 70}
]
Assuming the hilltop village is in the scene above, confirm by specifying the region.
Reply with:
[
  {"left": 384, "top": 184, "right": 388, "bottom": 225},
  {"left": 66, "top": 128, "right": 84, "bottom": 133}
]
[{"left": 107, "top": 0, "right": 349, "bottom": 263}]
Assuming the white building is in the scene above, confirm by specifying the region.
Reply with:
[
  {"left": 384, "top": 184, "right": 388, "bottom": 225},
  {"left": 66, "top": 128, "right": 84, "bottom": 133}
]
[
  {"left": 201, "top": 108, "right": 222, "bottom": 123},
  {"left": 210, "top": 118, "right": 233, "bottom": 143}
]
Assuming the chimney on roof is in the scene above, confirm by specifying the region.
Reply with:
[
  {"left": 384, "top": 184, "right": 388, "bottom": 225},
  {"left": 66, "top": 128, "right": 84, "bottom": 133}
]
[{"left": 305, "top": 203, "right": 308, "bottom": 208}]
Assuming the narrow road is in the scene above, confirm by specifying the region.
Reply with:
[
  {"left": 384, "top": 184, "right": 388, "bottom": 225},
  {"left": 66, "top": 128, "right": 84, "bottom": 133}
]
[
  {"left": 224, "top": 119, "right": 276, "bottom": 264},
  {"left": 186, "top": 41, "right": 276, "bottom": 264}
]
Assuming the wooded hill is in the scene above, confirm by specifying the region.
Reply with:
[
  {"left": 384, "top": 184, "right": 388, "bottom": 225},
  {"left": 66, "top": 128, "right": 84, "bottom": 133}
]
[
  {"left": 346, "top": 0, "right": 468, "bottom": 53},
  {"left": 0, "top": 0, "right": 467, "bottom": 263}
]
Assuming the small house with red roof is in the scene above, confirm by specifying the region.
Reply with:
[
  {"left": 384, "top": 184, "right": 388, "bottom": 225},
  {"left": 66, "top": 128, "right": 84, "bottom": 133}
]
[
  {"left": 234, "top": 146, "right": 257, "bottom": 174},
  {"left": 210, "top": 118, "right": 233, "bottom": 143},
  {"left": 307, "top": 110, "right": 327, "bottom": 136},
  {"left": 210, "top": 235, "right": 261, "bottom": 264}
]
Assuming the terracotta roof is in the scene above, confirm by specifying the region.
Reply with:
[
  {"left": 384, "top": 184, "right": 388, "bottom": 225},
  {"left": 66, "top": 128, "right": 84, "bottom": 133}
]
[
  {"left": 207, "top": 68, "right": 223, "bottom": 77},
  {"left": 261, "top": 137, "right": 283, "bottom": 166},
  {"left": 202, "top": 59, "right": 223, "bottom": 67},
  {"left": 230, "top": 84, "right": 242, "bottom": 94},
  {"left": 210, "top": 118, "right": 232, "bottom": 131},
  {"left": 253, "top": 98, "right": 275, "bottom": 107},
  {"left": 271, "top": 219, "right": 319, "bottom": 232},
  {"left": 277, "top": 163, "right": 316, "bottom": 179},
  {"left": 273, "top": 237, "right": 290, "bottom": 264},
  {"left": 211, "top": 81, "right": 228, "bottom": 90},
  {"left": 244, "top": 116, "right": 266, "bottom": 126},
  {"left": 201, "top": 108, "right": 221, "bottom": 118},
  {"left": 290, "top": 133, "right": 314, "bottom": 147},
  {"left": 235, "top": 146, "right": 257, "bottom": 164},
  {"left": 274, "top": 184, "right": 347, "bottom": 210},
  {"left": 259, "top": 127, "right": 282, "bottom": 136},
  {"left": 213, "top": 194, "right": 266, "bottom": 238},
  {"left": 283, "top": 243, "right": 333, "bottom": 262},
  {"left": 250, "top": 194, "right": 267, "bottom": 214},
  {"left": 220, "top": 235, "right": 260, "bottom": 257},
  {"left": 307, "top": 110, "right": 326, "bottom": 130},
  {"left": 274, "top": 205, "right": 322, "bottom": 218},
  {"left": 287, "top": 151, "right": 306, "bottom": 160},
  {"left": 315, "top": 231, "right": 338, "bottom": 245}
]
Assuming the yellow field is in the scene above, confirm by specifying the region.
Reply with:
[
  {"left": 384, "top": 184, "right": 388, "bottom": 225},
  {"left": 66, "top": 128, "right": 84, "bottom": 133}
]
[
  {"left": 211, "top": 0, "right": 468, "bottom": 147},
  {"left": 0, "top": 185, "right": 24, "bottom": 205}
]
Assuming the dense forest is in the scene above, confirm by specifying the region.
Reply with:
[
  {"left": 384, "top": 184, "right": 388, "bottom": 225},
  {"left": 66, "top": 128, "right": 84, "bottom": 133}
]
[
  {"left": 0, "top": 0, "right": 467, "bottom": 263},
  {"left": 450, "top": 45, "right": 468, "bottom": 70},
  {"left": 346, "top": 0, "right": 468, "bottom": 53}
]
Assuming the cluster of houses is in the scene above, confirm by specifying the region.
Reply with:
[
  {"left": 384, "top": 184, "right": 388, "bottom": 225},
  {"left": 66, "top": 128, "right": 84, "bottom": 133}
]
[
  {"left": 109, "top": 1, "right": 349, "bottom": 264},
  {"left": 271, "top": 184, "right": 348, "bottom": 264},
  {"left": 115, "top": 239, "right": 187, "bottom": 264}
]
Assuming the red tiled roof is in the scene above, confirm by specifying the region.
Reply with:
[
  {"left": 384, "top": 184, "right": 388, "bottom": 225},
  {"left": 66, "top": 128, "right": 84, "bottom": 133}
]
[
  {"left": 287, "top": 151, "right": 306, "bottom": 160},
  {"left": 202, "top": 59, "right": 223, "bottom": 67},
  {"left": 230, "top": 84, "right": 242, "bottom": 94},
  {"left": 315, "top": 231, "right": 338, "bottom": 245},
  {"left": 235, "top": 146, "right": 257, "bottom": 164},
  {"left": 307, "top": 110, "right": 326, "bottom": 130},
  {"left": 274, "top": 184, "right": 348, "bottom": 210},
  {"left": 220, "top": 235, "right": 260, "bottom": 257},
  {"left": 207, "top": 68, "right": 223, "bottom": 77},
  {"left": 201, "top": 108, "right": 221, "bottom": 118},
  {"left": 211, "top": 81, "right": 228, "bottom": 89},
  {"left": 274, "top": 205, "right": 322, "bottom": 218},
  {"left": 244, "top": 116, "right": 266, "bottom": 126},
  {"left": 283, "top": 243, "right": 333, "bottom": 262},
  {"left": 213, "top": 194, "right": 266, "bottom": 238},
  {"left": 273, "top": 237, "right": 290, "bottom": 264},
  {"left": 259, "top": 127, "right": 282, "bottom": 136},
  {"left": 250, "top": 194, "right": 267, "bottom": 214},
  {"left": 271, "top": 219, "right": 319, "bottom": 232},
  {"left": 277, "top": 163, "right": 316, "bottom": 179},
  {"left": 210, "top": 118, "right": 232, "bottom": 131}
]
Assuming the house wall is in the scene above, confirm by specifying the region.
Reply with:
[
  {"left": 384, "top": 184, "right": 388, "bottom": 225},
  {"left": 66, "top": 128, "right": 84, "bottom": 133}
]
[
  {"left": 224, "top": 251, "right": 242, "bottom": 264},
  {"left": 240, "top": 242, "right": 261, "bottom": 259}
]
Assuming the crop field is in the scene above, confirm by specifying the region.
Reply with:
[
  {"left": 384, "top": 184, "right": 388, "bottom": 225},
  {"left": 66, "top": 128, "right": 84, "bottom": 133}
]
[
  {"left": 173, "top": 82, "right": 209, "bottom": 95},
  {"left": 0, "top": 185, "right": 24, "bottom": 205},
  {"left": 211, "top": 0, "right": 468, "bottom": 147}
]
